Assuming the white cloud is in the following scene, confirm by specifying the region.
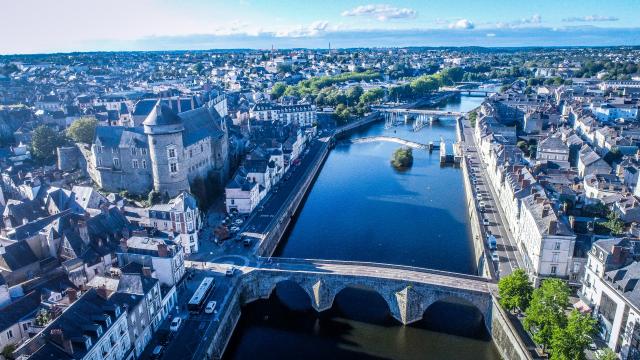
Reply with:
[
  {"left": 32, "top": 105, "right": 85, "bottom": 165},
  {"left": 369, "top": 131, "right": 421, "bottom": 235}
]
[
  {"left": 562, "top": 15, "right": 619, "bottom": 22},
  {"left": 494, "top": 14, "right": 541, "bottom": 29},
  {"left": 275, "top": 21, "right": 331, "bottom": 38},
  {"left": 341, "top": 4, "right": 417, "bottom": 21},
  {"left": 448, "top": 19, "right": 474, "bottom": 30},
  {"left": 486, "top": 33, "right": 496, "bottom": 37}
]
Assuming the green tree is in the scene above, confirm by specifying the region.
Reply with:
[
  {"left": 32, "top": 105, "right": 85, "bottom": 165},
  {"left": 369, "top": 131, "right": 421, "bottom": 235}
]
[
  {"left": 270, "top": 82, "right": 287, "bottom": 99},
  {"left": 498, "top": 269, "right": 533, "bottom": 313},
  {"left": 596, "top": 348, "right": 618, "bottom": 360},
  {"left": 360, "top": 88, "right": 385, "bottom": 104},
  {"left": 603, "top": 211, "right": 625, "bottom": 235},
  {"left": 524, "top": 279, "right": 570, "bottom": 352},
  {"left": 334, "top": 104, "right": 350, "bottom": 124},
  {"left": 410, "top": 76, "right": 439, "bottom": 96},
  {"left": 549, "top": 310, "right": 597, "bottom": 360},
  {"left": 66, "top": 117, "right": 98, "bottom": 144},
  {"left": 1, "top": 344, "right": 16, "bottom": 360},
  {"left": 346, "top": 86, "right": 364, "bottom": 105},
  {"left": 30, "top": 125, "right": 67, "bottom": 162}
]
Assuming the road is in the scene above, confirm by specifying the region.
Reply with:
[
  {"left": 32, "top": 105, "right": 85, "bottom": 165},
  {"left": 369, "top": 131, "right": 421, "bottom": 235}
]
[
  {"left": 255, "top": 258, "right": 492, "bottom": 293},
  {"left": 462, "top": 121, "right": 525, "bottom": 278}
]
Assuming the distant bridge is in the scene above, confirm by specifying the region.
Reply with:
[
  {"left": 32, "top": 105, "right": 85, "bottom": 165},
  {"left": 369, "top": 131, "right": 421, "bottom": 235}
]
[
  {"left": 378, "top": 108, "right": 466, "bottom": 117},
  {"left": 349, "top": 136, "right": 429, "bottom": 149},
  {"left": 240, "top": 258, "right": 495, "bottom": 329}
]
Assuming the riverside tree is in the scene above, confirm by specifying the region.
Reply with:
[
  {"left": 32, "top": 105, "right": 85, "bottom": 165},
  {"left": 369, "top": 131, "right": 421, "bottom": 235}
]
[
  {"left": 498, "top": 269, "right": 533, "bottom": 313},
  {"left": 524, "top": 278, "right": 570, "bottom": 352},
  {"left": 549, "top": 310, "right": 597, "bottom": 360}
]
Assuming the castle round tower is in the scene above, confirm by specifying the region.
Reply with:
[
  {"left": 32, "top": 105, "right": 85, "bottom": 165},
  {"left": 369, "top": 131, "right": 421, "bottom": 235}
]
[{"left": 143, "top": 101, "right": 189, "bottom": 197}]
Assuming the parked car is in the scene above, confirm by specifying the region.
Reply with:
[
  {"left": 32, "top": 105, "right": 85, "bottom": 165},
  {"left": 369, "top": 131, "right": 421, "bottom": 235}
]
[
  {"left": 151, "top": 345, "right": 165, "bottom": 359},
  {"left": 487, "top": 234, "right": 497, "bottom": 250},
  {"left": 156, "top": 329, "right": 172, "bottom": 346},
  {"left": 491, "top": 252, "right": 499, "bottom": 262},
  {"left": 482, "top": 218, "right": 490, "bottom": 226},
  {"left": 233, "top": 218, "right": 244, "bottom": 225},
  {"left": 170, "top": 317, "right": 182, "bottom": 332},
  {"left": 229, "top": 226, "right": 240, "bottom": 233},
  {"left": 243, "top": 238, "right": 252, "bottom": 247},
  {"left": 226, "top": 267, "right": 235, "bottom": 277},
  {"left": 205, "top": 301, "right": 217, "bottom": 314}
]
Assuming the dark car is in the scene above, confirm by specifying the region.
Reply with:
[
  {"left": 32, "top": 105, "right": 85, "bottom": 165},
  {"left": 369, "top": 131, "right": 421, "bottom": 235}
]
[
  {"left": 151, "top": 345, "right": 165, "bottom": 359},
  {"left": 156, "top": 329, "right": 172, "bottom": 346}
]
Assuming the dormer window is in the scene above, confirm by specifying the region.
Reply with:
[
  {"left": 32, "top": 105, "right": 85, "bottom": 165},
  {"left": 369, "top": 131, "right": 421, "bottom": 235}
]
[{"left": 105, "top": 315, "right": 112, "bottom": 327}]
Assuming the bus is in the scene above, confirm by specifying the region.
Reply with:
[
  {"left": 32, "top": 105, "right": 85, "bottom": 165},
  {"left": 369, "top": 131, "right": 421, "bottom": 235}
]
[{"left": 187, "top": 277, "right": 215, "bottom": 313}]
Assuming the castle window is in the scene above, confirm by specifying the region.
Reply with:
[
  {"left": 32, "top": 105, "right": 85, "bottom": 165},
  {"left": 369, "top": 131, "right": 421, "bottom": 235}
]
[
  {"left": 132, "top": 159, "right": 138, "bottom": 169},
  {"left": 97, "top": 158, "right": 103, "bottom": 167},
  {"left": 141, "top": 148, "right": 147, "bottom": 155},
  {"left": 113, "top": 158, "right": 120, "bottom": 168},
  {"left": 167, "top": 147, "right": 176, "bottom": 159},
  {"left": 142, "top": 160, "right": 147, "bottom": 169},
  {"left": 131, "top": 148, "right": 136, "bottom": 156},
  {"left": 170, "top": 162, "right": 178, "bottom": 174}
]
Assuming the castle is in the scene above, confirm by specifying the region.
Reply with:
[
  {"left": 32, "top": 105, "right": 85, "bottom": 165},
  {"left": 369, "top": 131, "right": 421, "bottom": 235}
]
[{"left": 83, "top": 99, "right": 229, "bottom": 198}]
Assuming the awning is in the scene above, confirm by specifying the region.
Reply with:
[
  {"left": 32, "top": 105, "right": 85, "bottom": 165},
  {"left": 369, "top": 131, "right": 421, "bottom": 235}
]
[{"left": 573, "top": 300, "right": 592, "bottom": 313}]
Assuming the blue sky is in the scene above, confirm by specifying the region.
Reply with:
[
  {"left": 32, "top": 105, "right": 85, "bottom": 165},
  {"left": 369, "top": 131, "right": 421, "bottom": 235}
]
[{"left": 1, "top": 0, "right": 639, "bottom": 54}]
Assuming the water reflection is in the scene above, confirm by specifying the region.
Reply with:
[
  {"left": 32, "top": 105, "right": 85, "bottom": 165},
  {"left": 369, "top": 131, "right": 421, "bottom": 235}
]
[{"left": 224, "top": 96, "right": 500, "bottom": 359}]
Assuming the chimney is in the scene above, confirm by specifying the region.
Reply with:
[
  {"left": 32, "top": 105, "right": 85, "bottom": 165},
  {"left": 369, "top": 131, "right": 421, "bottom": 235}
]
[
  {"left": 522, "top": 179, "right": 531, "bottom": 188},
  {"left": 67, "top": 288, "right": 78, "bottom": 303},
  {"left": 542, "top": 206, "right": 549, "bottom": 217},
  {"left": 119, "top": 238, "right": 128, "bottom": 253},
  {"left": 142, "top": 267, "right": 152, "bottom": 278},
  {"left": 50, "top": 329, "right": 74, "bottom": 355},
  {"left": 548, "top": 220, "right": 557, "bottom": 235},
  {"left": 96, "top": 286, "right": 111, "bottom": 300},
  {"left": 78, "top": 220, "right": 89, "bottom": 245},
  {"left": 157, "top": 243, "right": 169, "bottom": 257}
]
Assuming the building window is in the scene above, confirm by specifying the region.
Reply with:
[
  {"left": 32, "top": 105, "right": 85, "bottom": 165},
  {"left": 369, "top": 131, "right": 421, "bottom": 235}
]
[
  {"left": 189, "top": 149, "right": 193, "bottom": 158},
  {"left": 97, "top": 158, "right": 103, "bottom": 167},
  {"left": 168, "top": 148, "right": 176, "bottom": 159},
  {"left": 113, "top": 158, "right": 120, "bottom": 168},
  {"left": 132, "top": 159, "right": 138, "bottom": 169},
  {"left": 142, "top": 160, "right": 147, "bottom": 169},
  {"left": 550, "top": 265, "right": 557, "bottom": 275},
  {"left": 170, "top": 162, "right": 178, "bottom": 174},
  {"left": 555, "top": 242, "right": 561, "bottom": 250},
  {"left": 6, "top": 330, "right": 13, "bottom": 339},
  {"left": 131, "top": 148, "right": 136, "bottom": 155},
  {"left": 141, "top": 148, "right": 147, "bottom": 155}
]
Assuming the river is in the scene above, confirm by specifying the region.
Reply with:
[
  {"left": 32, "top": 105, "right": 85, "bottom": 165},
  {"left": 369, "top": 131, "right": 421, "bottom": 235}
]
[{"left": 224, "top": 94, "right": 500, "bottom": 359}]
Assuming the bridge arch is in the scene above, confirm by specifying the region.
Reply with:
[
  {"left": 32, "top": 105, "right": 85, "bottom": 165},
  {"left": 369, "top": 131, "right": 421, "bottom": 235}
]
[
  {"left": 331, "top": 284, "right": 394, "bottom": 323},
  {"left": 420, "top": 295, "right": 492, "bottom": 337}
]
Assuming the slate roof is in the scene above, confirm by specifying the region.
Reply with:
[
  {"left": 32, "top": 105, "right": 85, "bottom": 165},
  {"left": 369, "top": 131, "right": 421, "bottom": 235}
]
[
  {"left": 179, "top": 106, "right": 224, "bottom": 146},
  {"left": 116, "top": 273, "right": 157, "bottom": 295},
  {"left": 24, "top": 289, "right": 123, "bottom": 360},
  {"left": 0, "top": 290, "right": 41, "bottom": 332},
  {"left": 142, "top": 102, "right": 182, "bottom": 127},
  {"left": 94, "top": 126, "right": 146, "bottom": 148},
  {"left": 605, "top": 261, "right": 640, "bottom": 309},
  {"left": 0, "top": 241, "right": 39, "bottom": 271}
]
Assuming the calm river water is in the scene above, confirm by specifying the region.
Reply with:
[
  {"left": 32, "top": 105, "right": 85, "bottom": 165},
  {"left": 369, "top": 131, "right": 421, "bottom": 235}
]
[{"left": 224, "top": 95, "right": 501, "bottom": 359}]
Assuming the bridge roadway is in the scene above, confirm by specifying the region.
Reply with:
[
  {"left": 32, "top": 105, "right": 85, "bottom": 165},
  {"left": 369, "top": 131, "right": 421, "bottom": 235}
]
[
  {"left": 239, "top": 257, "right": 496, "bottom": 328},
  {"left": 349, "top": 136, "right": 429, "bottom": 149}
]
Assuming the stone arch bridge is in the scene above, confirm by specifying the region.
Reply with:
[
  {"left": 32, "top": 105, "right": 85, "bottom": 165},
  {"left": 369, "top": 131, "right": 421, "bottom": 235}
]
[{"left": 239, "top": 258, "right": 496, "bottom": 331}]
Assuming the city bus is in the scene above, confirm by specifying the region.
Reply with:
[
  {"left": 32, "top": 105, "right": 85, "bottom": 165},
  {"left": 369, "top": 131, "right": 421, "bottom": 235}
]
[{"left": 187, "top": 277, "right": 215, "bottom": 313}]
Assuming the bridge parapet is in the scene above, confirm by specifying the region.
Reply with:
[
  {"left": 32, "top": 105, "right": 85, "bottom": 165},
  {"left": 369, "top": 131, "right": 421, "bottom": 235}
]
[{"left": 240, "top": 258, "right": 495, "bottom": 329}]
